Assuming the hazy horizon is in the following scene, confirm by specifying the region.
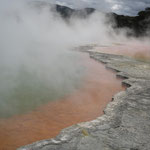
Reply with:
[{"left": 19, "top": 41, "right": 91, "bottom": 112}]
[{"left": 38, "top": 0, "right": 150, "bottom": 16}]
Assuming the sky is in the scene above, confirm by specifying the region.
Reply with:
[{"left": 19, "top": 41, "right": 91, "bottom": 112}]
[
  {"left": 47, "top": 0, "right": 150, "bottom": 16},
  {"left": 1, "top": 0, "right": 150, "bottom": 16}
]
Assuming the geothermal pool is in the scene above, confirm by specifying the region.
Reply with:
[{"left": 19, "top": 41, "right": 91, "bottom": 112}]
[{"left": 0, "top": 52, "right": 125, "bottom": 150}]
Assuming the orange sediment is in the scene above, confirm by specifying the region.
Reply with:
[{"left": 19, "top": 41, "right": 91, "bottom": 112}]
[
  {"left": 0, "top": 53, "right": 125, "bottom": 150},
  {"left": 93, "top": 42, "right": 150, "bottom": 61}
]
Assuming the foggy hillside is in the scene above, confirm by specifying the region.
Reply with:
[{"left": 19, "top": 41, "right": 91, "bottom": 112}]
[{"left": 31, "top": 1, "right": 150, "bottom": 37}]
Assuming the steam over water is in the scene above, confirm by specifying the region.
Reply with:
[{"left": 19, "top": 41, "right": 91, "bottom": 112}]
[
  {"left": 0, "top": 1, "right": 89, "bottom": 118},
  {"left": 0, "top": 0, "right": 115, "bottom": 118},
  {"left": 0, "top": 51, "right": 85, "bottom": 118},
  {"left": 0, "top": 0, "right": 150, "bottom": 118}
]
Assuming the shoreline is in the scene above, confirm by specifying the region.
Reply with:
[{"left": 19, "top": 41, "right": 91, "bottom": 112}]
[{"left": 18, "top": 47, "right": 150, "bottom": 150}]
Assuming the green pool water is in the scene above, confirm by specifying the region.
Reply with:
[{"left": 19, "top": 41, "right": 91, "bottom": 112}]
[{"left": 0, "top": 51, "right": 86, "bottom": 118}]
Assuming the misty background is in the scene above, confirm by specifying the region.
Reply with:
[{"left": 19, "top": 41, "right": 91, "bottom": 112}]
[{"left": 39, "top": 0, "right": 150, "bottom": 16}]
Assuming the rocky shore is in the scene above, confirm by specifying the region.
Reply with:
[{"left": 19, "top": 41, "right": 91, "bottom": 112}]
[{"left": 18, "top": 47, "right": 150, "bottom": 150}]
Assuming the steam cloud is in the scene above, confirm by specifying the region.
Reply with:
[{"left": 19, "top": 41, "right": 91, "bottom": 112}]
[{"left": 0, "top": 0, "right": 149, "bottom": 118}]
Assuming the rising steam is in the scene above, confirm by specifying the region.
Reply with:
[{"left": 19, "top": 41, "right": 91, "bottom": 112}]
[{"left": 0, "top": 0, "right": 149, "bottom": 118}]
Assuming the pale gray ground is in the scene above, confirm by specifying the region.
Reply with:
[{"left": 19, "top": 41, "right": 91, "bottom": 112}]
[{"left": 18, "top": 46, "right": 150, "bottom": 150}]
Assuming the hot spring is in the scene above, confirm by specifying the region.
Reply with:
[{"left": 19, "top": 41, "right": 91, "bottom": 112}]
[{"left": 0, "top": 1, "right": 150, "bottom": 150}]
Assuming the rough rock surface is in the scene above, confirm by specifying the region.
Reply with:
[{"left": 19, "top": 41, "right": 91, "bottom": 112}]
[{"left": 18, "top": 48, "right": 150, "bottom": 150}]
